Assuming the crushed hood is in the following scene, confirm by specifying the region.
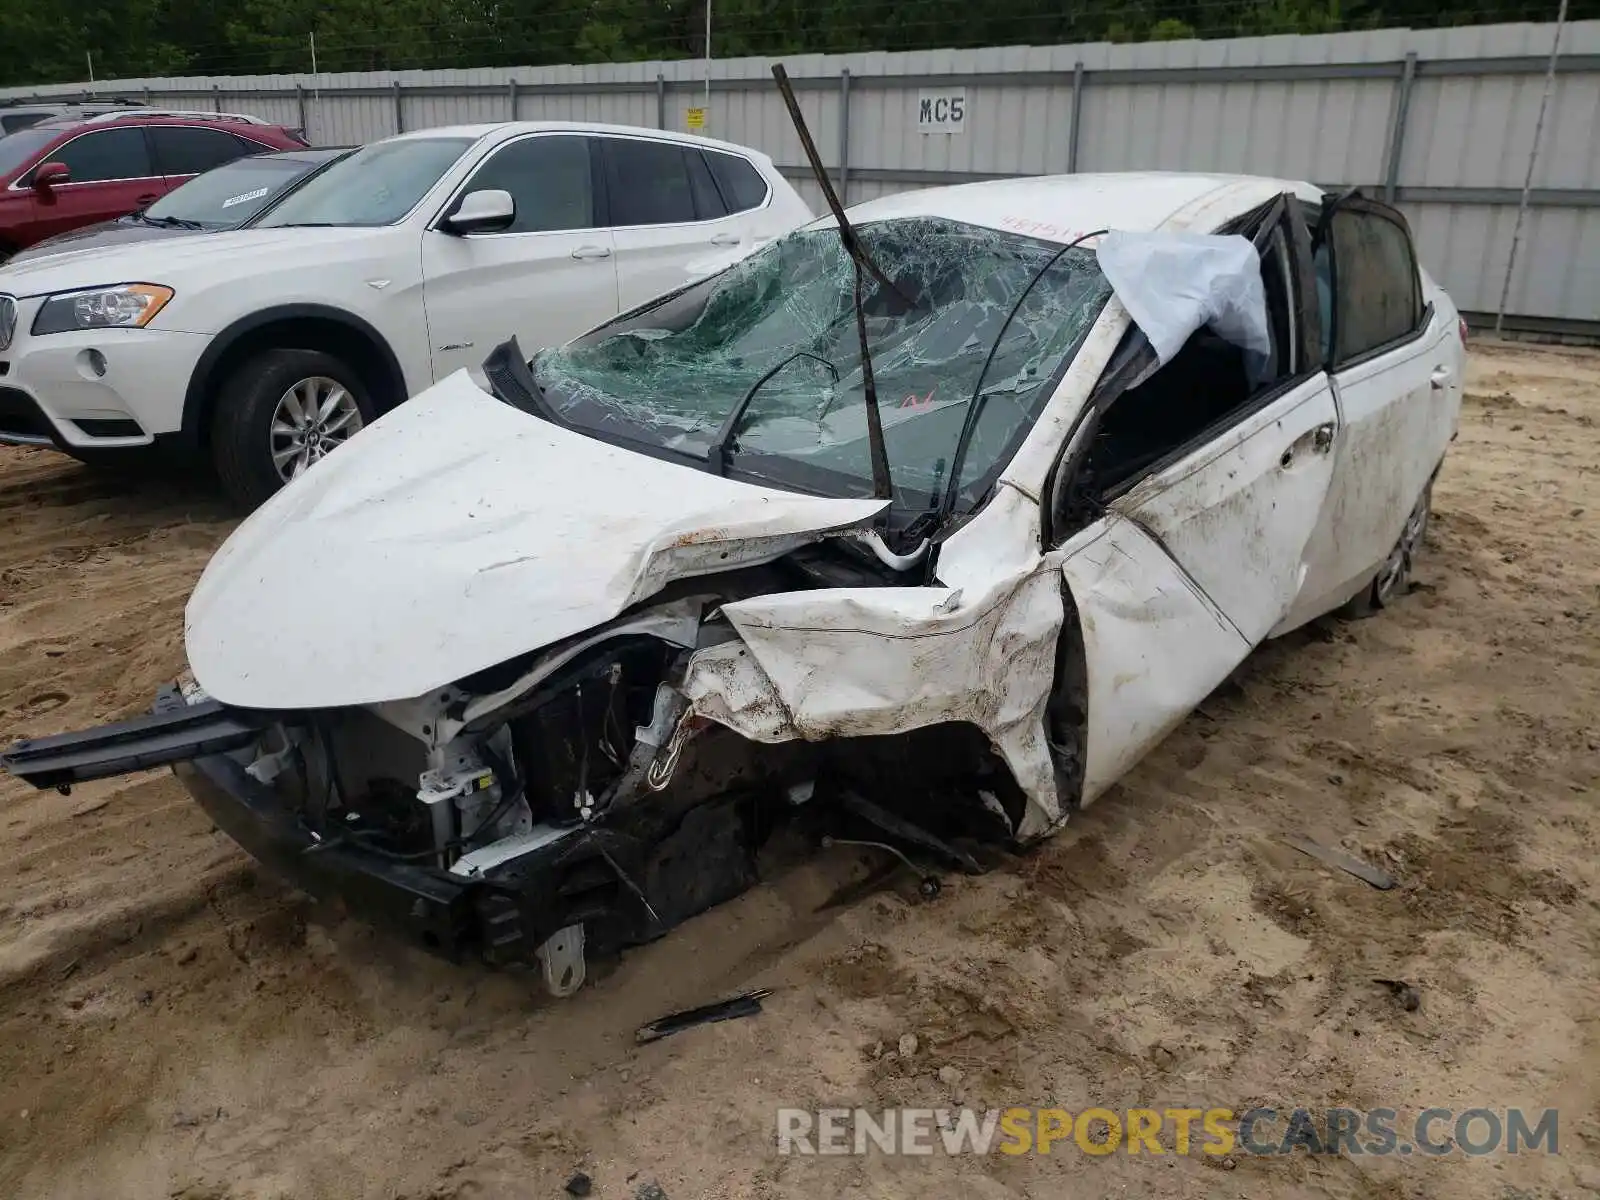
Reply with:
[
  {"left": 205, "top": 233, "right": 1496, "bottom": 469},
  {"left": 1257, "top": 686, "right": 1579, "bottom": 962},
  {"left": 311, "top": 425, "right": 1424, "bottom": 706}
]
[{"left": 185, "top": 371, "right": 887, "bottom": 710}]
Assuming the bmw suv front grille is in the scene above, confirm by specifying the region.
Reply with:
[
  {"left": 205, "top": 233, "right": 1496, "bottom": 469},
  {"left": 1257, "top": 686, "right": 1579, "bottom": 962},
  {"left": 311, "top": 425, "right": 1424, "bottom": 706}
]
[{"left": 0, "top": 295, "right": 16, "bottom": 353}]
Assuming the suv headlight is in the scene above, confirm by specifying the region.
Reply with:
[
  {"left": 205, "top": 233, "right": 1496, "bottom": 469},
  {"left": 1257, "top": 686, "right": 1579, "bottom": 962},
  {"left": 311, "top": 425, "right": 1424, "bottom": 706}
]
[{"left": 31, "top": 284, "right": 174, "bottom": 335}]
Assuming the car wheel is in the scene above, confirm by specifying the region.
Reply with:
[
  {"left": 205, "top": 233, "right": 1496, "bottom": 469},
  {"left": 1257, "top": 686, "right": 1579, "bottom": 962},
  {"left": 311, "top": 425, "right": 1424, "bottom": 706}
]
[
  {"left": 210, "top": 348, "right": 374, "bottom": 510},
  {"left": 1342, "top": 481, "right": 1432, "bottom": 617}
]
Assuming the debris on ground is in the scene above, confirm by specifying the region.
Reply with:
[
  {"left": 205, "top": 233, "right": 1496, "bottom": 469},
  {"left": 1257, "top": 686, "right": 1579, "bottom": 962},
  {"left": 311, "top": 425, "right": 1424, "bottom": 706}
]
[
  {"left": 1374, "top": 977, "right": 1423, "bottom": 1012},
  {"left": 1284, "top": 834, "right": 1397, "bottom": 889},
  {"left": 635, "top": 988, "right": 773, "bottom": 1044}
]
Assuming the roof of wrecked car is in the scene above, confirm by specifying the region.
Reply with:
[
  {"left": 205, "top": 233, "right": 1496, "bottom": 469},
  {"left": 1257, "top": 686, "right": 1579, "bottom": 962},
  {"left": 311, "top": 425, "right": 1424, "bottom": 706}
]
[{"left": 836, "top": 171, "right": 1322, "bottom": 242}]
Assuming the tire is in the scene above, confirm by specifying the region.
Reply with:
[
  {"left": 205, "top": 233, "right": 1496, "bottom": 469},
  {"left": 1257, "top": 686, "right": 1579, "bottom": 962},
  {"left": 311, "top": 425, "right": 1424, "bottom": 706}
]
[
  {"left": 209, "top": 348, "right": 376, "bottom": 510},
  {"left": 1341, "top": 480, "right": 1432, "bottom": 618}
]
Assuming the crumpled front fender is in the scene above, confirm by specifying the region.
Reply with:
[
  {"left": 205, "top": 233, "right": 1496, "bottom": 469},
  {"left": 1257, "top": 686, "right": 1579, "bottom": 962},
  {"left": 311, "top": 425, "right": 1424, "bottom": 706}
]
[{"left": 681, "top": 562, "right": 1068, "bottom": 841}]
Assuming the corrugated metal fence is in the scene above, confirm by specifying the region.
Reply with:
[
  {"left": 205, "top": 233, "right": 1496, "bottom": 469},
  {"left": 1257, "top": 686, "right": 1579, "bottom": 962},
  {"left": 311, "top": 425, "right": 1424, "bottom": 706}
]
[{"left": 6, "top": 20, "right": 1599, "bottom": 330}]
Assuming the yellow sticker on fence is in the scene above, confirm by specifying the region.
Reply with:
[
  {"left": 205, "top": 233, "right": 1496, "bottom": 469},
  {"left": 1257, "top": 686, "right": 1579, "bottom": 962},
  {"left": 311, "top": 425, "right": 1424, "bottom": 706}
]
[{"left": 686, "top": 107, "right": 706, "bottom": 130}]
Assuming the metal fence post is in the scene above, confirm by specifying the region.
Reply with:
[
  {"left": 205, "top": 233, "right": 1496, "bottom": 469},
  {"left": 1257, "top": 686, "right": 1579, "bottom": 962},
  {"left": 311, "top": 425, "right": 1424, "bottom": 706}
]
[
  {"left": 1067, "top": 61, "right": 1085, "bottom": 173},
  {"left": 296, "top": 83, "right": 307, "bottom": 134},
  {"left": 393, "top": 79, "right": 404, "bottom": 134},
  {"left": 838, "top": 68, "right": 852, "bottom": 203},
  {"left": 1383, "top": 51, "right": 1417, "bottom": 203},
  {"left": 508, "top": 78, "right": 519, "bottom": 120},
  {"left": 656, "top": 73, "right": 666, "bottom": 129},
  {"left": 212, "top": 83, "right": 222, "bottom": 113},
  {"left": 1497, "top": 0, "right": 1569, "bottom": 334}
]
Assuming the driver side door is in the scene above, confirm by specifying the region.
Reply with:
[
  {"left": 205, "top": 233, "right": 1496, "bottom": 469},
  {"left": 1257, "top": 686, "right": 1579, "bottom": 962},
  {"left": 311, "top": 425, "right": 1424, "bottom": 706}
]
[
  {"left": 23, "top": 127, "right": 163, "bottom": 242},
  {"left": 1051, "top": 199, "right": 1339, "bottom": 802},
  {"left": 420, "top": 133, "right": 619, "bottom": 380}
]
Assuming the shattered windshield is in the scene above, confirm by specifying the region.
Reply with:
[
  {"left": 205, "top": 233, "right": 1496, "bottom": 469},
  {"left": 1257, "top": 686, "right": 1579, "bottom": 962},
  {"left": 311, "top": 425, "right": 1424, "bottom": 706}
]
[{"left": 531, "top": 217, "right": 1112, "bottom": 513}]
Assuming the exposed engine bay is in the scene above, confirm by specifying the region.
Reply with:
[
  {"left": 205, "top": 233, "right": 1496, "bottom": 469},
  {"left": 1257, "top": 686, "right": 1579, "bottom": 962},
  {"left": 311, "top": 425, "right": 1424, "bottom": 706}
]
[
  {"left": 276, "top": 551, "right": 1055, "bottom": 992},
  {"left": 5, "top": 539, "right": 1079, "bottom": 997}
]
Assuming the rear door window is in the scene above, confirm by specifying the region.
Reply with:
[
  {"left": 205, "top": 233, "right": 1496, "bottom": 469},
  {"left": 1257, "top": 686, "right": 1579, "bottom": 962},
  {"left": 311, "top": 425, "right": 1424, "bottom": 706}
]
[
  {"left": 1324, "top": 204, "right": 1423, "bottom": 365},
  {"left": 686, "top": 150, "right": 726, "bottom": 220},
  {"left": 47, "top": 128, "right": 156, "bottom": 183},
  {"left": 150, "top": 126, "right": 258, "bottom": 177},
  {"left": 603, "top": 139, "right": 698, "bottom": 226}
]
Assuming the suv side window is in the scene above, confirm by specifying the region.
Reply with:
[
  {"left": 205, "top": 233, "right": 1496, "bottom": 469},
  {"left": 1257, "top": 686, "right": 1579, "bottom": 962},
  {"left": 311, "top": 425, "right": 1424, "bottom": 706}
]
[
  {"left": 1, "top": 114, "right": 47, "bottom": 134},
  {"left": 151, "top": 126, "right": 258, "bottom": 177},
  {"left": 685, "top": 151, "right": 726, "bottom": 220},
  {"left": 46, "top": 128, "right": 156, "bottom": 183},
  {"left": 603, "top": 140, "right": 699, "bottom": 226},
  {"left": 1325, "top": 206, "right": 1422, "bottom": 365},
  {"left": 705, "top": 151, "right": 769, "bottom": 213},
  {"left": 466, "top": 134, "right": 595, "bottom": 233}
]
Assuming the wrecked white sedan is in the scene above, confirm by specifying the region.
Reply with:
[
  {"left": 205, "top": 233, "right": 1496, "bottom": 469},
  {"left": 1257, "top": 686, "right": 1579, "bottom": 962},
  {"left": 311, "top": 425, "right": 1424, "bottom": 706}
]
[{"left": 3, "top": 172, "right": 1465, "bottom": 995}]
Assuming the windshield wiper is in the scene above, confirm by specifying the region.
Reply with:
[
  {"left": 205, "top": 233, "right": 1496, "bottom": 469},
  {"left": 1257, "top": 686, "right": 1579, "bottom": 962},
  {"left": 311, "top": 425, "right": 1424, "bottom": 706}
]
[
  {"left": 707, "top": 350, "right": 839, "bottom": 476},
  {"left": 772, "top": 63, "right": 914, "bottom": 505},
  {"left": 136, "top": 213, "right": 205, "bottom": 230},
  {"left": 934, "top": 229, "right": 1107, "bottom": 529}
]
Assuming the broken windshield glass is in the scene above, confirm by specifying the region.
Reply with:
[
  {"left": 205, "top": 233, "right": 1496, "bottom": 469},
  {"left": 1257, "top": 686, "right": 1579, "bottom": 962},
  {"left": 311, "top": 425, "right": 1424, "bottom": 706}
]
[{"left": 531, "top": 217, "right": 1112, "bottom": 514}]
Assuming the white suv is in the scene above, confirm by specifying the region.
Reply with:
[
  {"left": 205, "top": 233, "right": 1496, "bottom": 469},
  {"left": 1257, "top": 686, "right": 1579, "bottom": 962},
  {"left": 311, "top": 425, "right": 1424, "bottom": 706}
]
[{"left": 0, "top": 122, "right": 812, "bottom": 506}]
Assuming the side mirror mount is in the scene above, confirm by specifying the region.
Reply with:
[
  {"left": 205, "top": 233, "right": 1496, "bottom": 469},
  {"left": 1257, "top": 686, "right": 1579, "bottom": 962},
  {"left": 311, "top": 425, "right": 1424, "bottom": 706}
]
[
  {"left": 32, "top": 162, "right": 71, "bottom": 191},
  {"left": 442, "top": 189, "right": 515, "bottom": 236}
]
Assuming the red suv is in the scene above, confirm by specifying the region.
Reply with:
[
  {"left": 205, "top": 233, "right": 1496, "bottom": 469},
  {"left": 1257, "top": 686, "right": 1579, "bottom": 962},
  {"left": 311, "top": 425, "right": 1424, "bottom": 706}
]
[{"left": 0, "top": 111, "right": 308, "bottom": 265}]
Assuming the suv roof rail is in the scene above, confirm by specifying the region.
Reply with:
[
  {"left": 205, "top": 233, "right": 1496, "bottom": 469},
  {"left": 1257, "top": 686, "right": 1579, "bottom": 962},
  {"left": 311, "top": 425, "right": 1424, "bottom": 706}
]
[
  {"left": 0, "top": 95, "right": 147, "bottom": 109},
  {"left": 82, "top": 107, "right": 270, "bottom": 126}
]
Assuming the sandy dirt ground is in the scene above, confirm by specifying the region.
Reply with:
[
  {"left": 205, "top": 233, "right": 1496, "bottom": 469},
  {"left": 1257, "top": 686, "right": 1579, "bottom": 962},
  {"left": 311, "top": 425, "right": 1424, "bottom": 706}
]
[{"left": 0, "top": 341, "right": 1596, "bottom": 1200}]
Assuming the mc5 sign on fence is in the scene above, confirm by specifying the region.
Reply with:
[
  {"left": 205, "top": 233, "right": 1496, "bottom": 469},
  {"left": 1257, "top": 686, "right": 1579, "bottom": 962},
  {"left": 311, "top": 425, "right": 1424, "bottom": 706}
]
[{"left": 917, "top": 89, "right": 966, "bottom": 133}]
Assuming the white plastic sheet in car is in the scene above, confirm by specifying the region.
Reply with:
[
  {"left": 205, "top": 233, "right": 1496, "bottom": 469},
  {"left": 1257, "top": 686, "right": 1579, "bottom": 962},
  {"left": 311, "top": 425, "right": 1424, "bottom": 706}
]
[{"left": 1095, "top": 231, "right": 1270, "bottom": 375}]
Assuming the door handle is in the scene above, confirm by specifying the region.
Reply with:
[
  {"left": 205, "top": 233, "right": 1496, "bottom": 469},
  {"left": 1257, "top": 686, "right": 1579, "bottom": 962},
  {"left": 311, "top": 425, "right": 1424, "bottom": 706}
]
[
  {"left": 1282, "top": 423, "right": 1336, "bottom": 469},
  {"left": 1430, "top": 366, "right": 1452, "bottom": 391},
  {"left": 136, "top": 193, "right": 159, "bottom": 206},
  {"left": 709, "top": 232, "right": 742, "bottom": 246},
  {"left": 570, "top": 245, "right": 612, "bottom": 261}
]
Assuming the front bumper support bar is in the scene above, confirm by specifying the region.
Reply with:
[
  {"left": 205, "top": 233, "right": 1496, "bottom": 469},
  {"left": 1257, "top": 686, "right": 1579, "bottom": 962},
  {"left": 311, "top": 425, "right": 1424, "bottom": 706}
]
[
  {"left": 2, "top": 688, "right": 677, "bottom": 968},
  {"left": 1, "top": 687, "right": 278, "bottom": 789}
]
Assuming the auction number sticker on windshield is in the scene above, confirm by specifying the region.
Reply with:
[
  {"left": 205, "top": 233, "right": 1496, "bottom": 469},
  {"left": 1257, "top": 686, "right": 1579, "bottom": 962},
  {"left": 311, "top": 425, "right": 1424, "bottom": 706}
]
[{"left": 221, "top": 186, "right": 272, "bottom": 209}]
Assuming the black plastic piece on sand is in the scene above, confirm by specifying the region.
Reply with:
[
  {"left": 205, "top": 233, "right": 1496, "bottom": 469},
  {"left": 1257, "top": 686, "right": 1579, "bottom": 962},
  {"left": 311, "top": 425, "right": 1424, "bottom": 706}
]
[{"left": 636, "top": 989, "right": 773, "bottom": 1045}]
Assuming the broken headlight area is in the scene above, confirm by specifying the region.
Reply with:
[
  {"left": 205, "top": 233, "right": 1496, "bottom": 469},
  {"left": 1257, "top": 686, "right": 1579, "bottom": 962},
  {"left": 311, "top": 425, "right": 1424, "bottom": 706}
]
[
  {"left": 3, "top": 569, "right": 1027, "bottom": 997},
  {"left": 246, "top": 630, "right": 1020, "bottom": 993}
]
